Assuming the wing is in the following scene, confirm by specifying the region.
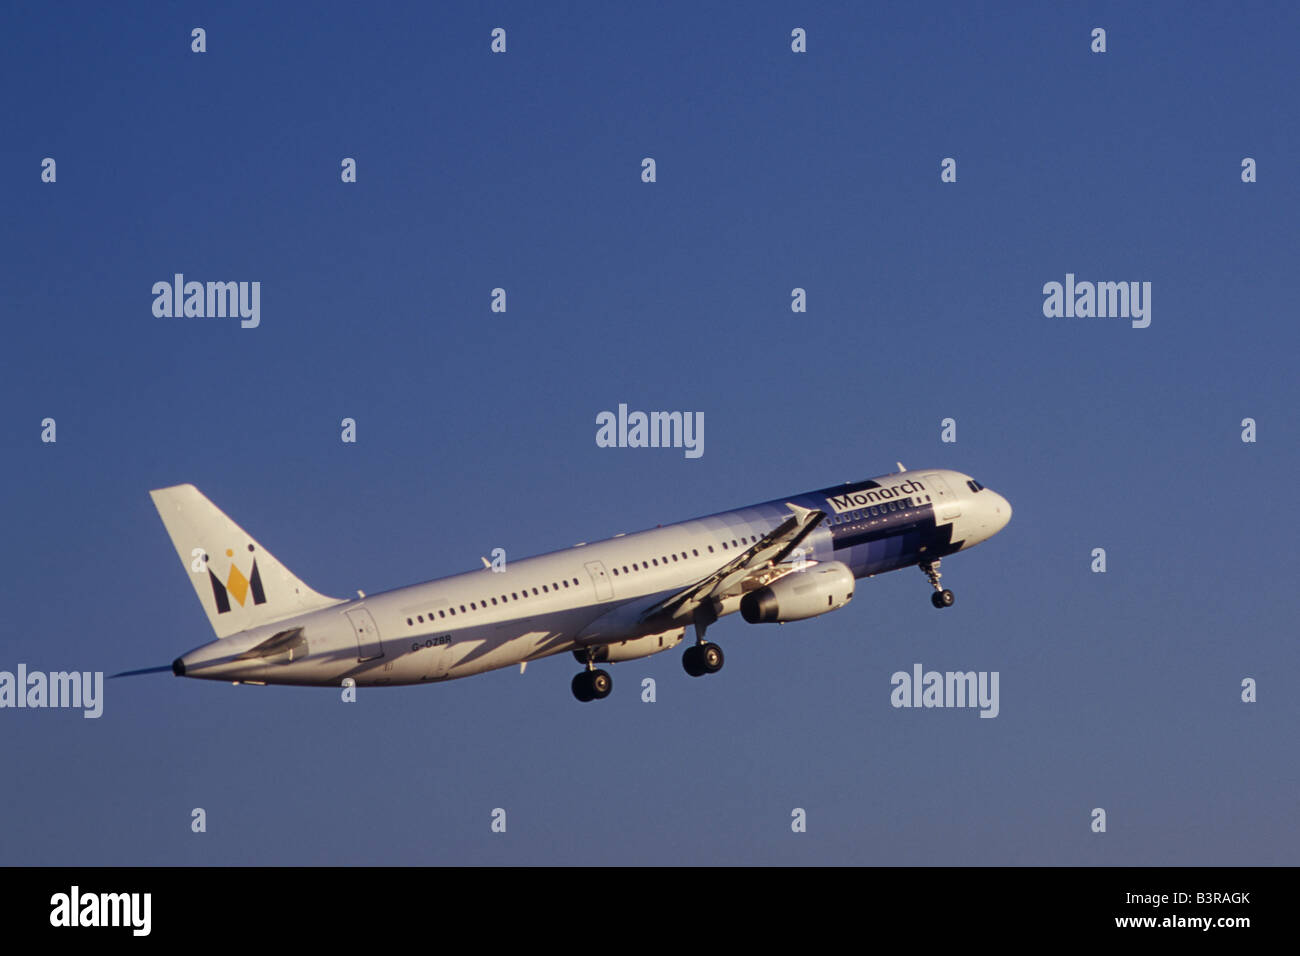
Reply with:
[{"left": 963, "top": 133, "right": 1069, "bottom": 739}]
[{"left": 637, "top": 501, "right": 826, "bottom": 637}]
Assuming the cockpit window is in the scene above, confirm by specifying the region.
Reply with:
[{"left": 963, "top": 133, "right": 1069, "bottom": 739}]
[{"left": 967, "top": 480, "right": 985, "bottom": 492}]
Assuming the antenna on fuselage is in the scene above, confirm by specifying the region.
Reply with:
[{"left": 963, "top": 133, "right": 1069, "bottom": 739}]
[{"left": 896, "top": 461, "right": 907, "bottom": 472}]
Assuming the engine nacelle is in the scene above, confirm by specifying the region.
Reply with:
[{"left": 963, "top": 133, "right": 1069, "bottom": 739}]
[
  {"left": 572, "top": 628, "right": 685, "bottom": 664},
  {"left": 740, "top": 561, "right": 855, "bottom": 624}
]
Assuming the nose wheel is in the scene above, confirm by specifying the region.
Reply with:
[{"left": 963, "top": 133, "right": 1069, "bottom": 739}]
[{"left": 920, "top": 559, "right": 955, "bottom": 609}]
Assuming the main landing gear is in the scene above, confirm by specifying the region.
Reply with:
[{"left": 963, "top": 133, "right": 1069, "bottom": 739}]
[
  {"left": 682, "top": 642, "right": 724, "bottom": 677},
  {"left": 571, "top": 648, "right": 612, "bottom": 702},
  {"left": 920, "top": 559, "right": 955, "bottom": 609},
  {"left": 571, "top": 668, "right": 612, "bottom": 702},
  {"left": 683, "top": 606, "right": 725, "bottom": 677}
]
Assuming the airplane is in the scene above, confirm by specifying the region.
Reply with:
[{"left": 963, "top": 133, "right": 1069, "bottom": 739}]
[{"left": 138, "top": 466, "right": 1010, "bottom": 702}]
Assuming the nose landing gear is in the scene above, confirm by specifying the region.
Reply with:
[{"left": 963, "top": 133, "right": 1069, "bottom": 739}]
[{"left": 920, "top": 559, "right": 955, "bottom": 609}]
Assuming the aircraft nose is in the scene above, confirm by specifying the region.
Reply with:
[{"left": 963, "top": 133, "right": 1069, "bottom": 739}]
[{"left": 992, "top": 492, "right": 1012, "bottom": 530}]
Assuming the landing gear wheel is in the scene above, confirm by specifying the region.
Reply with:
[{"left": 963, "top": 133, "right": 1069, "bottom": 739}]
[
  {"left": 931, "top": 589, "right": 955, "bottom": 609},
  {"left": 571, "top": 671, "right": 594, "bottom": 702},
  {"left": 682, "top": 645, "right": 706, "bottom": 677},
  {"left": 572, "top": 669, "right": 613, "bottom": 701},
  {"left": 683, "top": 643, "right": 723, "bottom": 676},
  {"left": 920, "top": 560, "right": 953, "bottom": 608}
]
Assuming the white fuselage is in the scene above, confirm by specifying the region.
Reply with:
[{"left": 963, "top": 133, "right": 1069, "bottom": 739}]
[{"left": 172, "top": 469, "right": 1011, "bottom": 687}]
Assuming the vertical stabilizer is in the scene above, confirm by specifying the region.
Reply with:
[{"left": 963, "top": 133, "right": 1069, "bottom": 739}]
[{"left": 150, "top": 484, "right": 341, "bottom": 638}]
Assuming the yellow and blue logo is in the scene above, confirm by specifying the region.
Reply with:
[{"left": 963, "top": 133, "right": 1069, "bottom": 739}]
[{"left": 208, "top": 546, "right": 266, "bottom": 614}]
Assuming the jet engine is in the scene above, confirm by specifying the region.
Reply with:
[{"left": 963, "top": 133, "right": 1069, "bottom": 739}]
[{"left": 740, "top": 561, "right": 854, "bottom": 624}]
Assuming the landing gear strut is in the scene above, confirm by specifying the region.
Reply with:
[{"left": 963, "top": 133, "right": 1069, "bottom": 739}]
[
  {"left": 920, "top": 559, "right": 955, "bottom": 609},
  {"left": 571, "top": 648, "right": 612, "bottom": 702},
  {"left": 681, "top": 605, "right": 725, "bottom": 677}
]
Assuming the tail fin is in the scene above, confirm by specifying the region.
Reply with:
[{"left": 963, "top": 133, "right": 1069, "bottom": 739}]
[{"left": 150, "top": 484, "right": 342, "bottom": 638}]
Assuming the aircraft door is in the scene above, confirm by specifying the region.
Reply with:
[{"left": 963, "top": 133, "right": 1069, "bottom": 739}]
[
  {"left": 924, "top": 474, "right": 962, "bottom": 521},
  {"left": 346, "top": 607, "right": 385, "bottom": 662},
  {"left": 584, "top": 561, "right": 614, "bottom": 601}
]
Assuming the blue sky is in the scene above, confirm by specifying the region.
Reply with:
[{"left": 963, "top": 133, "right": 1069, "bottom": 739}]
[{"left": 1, "top": 1, "right": 1296, "bottom": 864}]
